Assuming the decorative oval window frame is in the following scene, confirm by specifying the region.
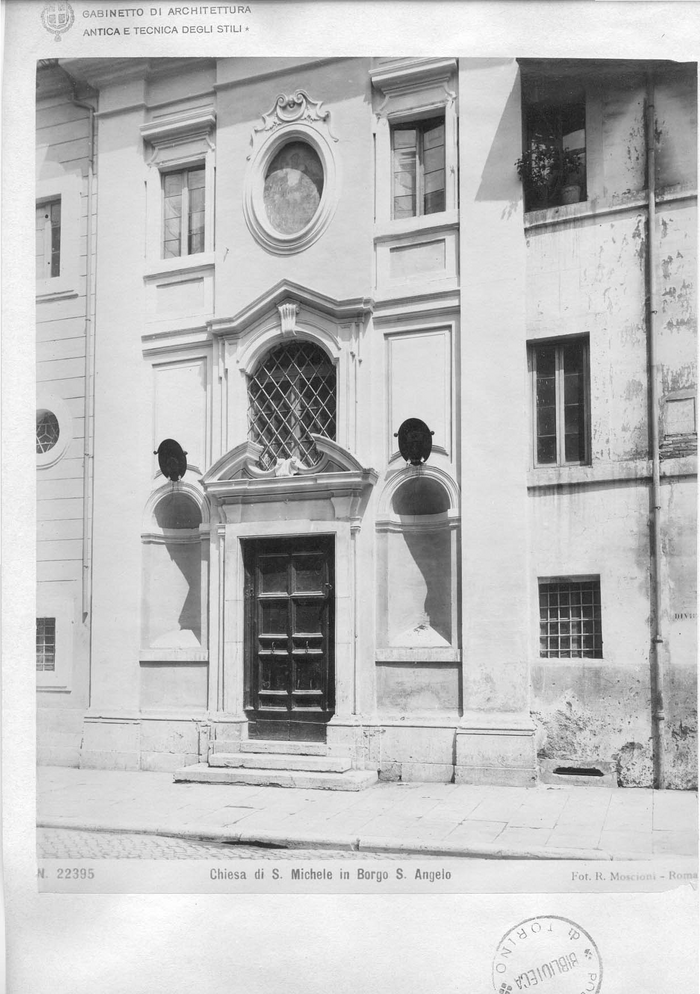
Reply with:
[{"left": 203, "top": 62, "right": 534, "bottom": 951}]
[
  {"left": 36, "top": 393, "right": 73, "bottom": 469},
  {"left": 244, "top": 91, "right": 339, "bottom": 256}
]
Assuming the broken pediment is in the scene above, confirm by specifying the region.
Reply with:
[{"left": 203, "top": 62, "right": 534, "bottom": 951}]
[{"left": 201, "top": 435, "right": 377, "bottom": 507}]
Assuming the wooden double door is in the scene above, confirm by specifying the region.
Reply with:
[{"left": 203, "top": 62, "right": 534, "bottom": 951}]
[{"left": 244, "top": 536, "right": 335, "bottom": 741}]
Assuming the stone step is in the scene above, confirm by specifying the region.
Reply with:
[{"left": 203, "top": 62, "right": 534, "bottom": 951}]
[
  {"left": 210, "top": 752, "right": 352, "bottom": 773},
  {"left": 239, "top": 740, "right": 328, "bottom": 757},
  {"left": 174, "top": 763, "right": 378, "bottom": 792}
]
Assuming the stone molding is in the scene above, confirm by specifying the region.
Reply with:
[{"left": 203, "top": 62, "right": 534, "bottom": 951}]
[{"left": 243, "top": 90, "right": 340, "bottom": 255}]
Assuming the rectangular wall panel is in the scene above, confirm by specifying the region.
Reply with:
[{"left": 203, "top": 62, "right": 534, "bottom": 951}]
[
  {"left": 386, "top": 328, "right": 452, "bottom": 458},
  {"left": 153, "top": 358, "right": 208, "bottom": 472}
]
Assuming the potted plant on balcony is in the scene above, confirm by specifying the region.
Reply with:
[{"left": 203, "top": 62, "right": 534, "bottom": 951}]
[{"left": 515, "top": 143, "right": 583, "bottom": 210}]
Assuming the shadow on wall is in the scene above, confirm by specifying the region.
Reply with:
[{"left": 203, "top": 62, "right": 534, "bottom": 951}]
[
  {"left": 473, "top": 67, "right": 523, "bottom": 218},
  {"left": 388, "top": 477, "right": 452, "bottom": 647},
  {"left": 145, "top": 493, "right": 203, "bottom": 648}
]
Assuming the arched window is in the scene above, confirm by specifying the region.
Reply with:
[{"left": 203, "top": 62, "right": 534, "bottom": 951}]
[{"left": 248, "top": 341, "right": 336, "bottom": 471}]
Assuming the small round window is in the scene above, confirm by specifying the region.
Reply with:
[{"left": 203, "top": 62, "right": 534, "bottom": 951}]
[
  {"left": 36, "top": 410, "right": 60, "bottom": 454},
  {"left": 263, "top": 141, "right": 324, "bottom": 235}
]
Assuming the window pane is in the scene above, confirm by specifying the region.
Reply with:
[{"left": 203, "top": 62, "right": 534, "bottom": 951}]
[
  {"left": 536, "top": 375, "right": 556, "bottom": 408},
  {"left": 164, "top": 172, "right": 184, "bottom": 198},
  {"left": 163, "top": 172, "right": 184, "bottom": 257},
  {"left": 536, "top": 347, "right": 556, "bottom": 377},
  {"left": 537, "top": 407, "right": 556, "bottom": 440},
  {"left": 392, "top": 128, "right": 417, "bottom": 218},
  {"left": 565, "top": 432, "right": 582, "bottom": 462},
  {"left": 393, "top": 128, "right": 417, "bottom": 149},
  {"left": 423, "top": 122, "right": 444, "bottom": 149},
  {"left": 35, "top": 207, "right": 47, "bottom": 280},
  {"left": 187, "top": 168, "right": 205, "bottom": 191},
  {"left": 424, "top": 185, "right": 445, "bottom": 215},
  {"left": 422, "top": 120, "right": 445, "bottom": 215},
  {"left": 537, "top": 435, "right": 557, "bottom": 464},
  {"left": 36, "top": 200, "right": 61, "bottom": 279},
  {"left": 423, "top": 146, "right": 444, "bottom": 174},
  {"left": 36, "top": 617, "right": 56, "bottom": 672},
  {"left": 248, "top": 342, "right": 336, "bottom": 470}
]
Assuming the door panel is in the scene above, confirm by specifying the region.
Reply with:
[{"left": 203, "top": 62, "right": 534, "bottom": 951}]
[{"left": 244, "top": 536, "right": 334, "bottom": 741}]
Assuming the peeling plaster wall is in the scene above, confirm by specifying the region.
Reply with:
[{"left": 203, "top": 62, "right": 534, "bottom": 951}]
[{"left": 527, "top": 66, "right": 697, "bottom": 788}]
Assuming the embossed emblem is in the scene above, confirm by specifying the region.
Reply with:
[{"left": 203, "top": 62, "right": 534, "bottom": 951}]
[{"left": 41, "top": 1, "right": 75, "bottom": 41}]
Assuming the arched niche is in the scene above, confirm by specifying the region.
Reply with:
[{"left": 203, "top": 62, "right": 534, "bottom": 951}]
[
  {"left": 141, "top": 489, "right": 209, "bottom": 655},
  {"left": 376, "top": 469, "right": 461, "bottom": 713}
]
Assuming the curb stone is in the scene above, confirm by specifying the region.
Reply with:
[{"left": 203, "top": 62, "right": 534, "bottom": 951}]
[{"left": 37, "top": 817, "right": 618, "bottom": 860}]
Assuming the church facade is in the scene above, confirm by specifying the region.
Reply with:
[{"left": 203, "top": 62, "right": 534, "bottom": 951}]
[{"left": 36, "top": 57, "right": 697, "bottom": 788}]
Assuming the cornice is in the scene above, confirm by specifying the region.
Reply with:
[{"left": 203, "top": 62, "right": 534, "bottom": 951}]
[
  {"left": 209, "top": 280, "right": 374, "bottom": 338},
  {"left": 140, "top": 108, "right": 216, "bottom": 148},
  {"left": 369, "top": 58, "right": 458, "bottom": 96}
]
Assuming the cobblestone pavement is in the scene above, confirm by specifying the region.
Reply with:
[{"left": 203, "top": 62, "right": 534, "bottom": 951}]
[{"left": 38, "top": 827, "right": 421, "bottom": 860}]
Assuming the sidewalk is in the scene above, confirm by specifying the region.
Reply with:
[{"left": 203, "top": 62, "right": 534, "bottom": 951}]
[{"left": 37, "top": 766, "right": 698, "bottom": 861}]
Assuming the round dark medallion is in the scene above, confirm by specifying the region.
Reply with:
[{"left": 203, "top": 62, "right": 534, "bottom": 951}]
[{"left": 395, "top": 418, "right": 434, "bottom": 466}]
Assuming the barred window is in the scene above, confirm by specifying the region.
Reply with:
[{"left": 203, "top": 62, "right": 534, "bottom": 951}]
[
  {"left": 248, "top": 341, "right": 336, "bottom": 471},
  {"left": 36, "top": 617, "right": 56, "bottom": 672},
  {"left": 539, "top": 578, "right": 602, "bottom": 658}
]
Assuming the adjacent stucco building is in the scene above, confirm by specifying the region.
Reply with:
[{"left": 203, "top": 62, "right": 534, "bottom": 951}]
[{"left": 36, "top": 57, "right": 697, "bottom": 789}]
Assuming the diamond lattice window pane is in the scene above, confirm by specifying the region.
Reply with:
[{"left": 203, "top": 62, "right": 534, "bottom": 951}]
[{"left": 248, "top": 342, "right": 336, "bottom": 470}]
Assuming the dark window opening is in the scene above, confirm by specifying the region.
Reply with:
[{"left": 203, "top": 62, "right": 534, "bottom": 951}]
[
  {"left": 35, "top": 199, "right": 61, "bottom": 279},
  {"left": 36, "top": 617, "right": 56, "bottom": 672},
  {"left": 391, "top": 116, "right": 445, "bottom": 219},
  {"left": 532, "top": 338, "right": 589, "bottom": 467},
  {"left": 553, "top": 766, "right": 604, "bottom": 777},
  {"left": 519, "top": 80, "right": 586, "bottom": 211},
  {"left": 36, "top": 410, "right": 60, "bottom": 454},
  {"left": 539, "top": 578, "right": 602, "bottom": 658},
  {"left": 248, "top": 342, "right": 336, "bottom": 471}
]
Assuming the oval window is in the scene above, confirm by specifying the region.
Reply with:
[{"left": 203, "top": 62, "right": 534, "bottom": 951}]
[
  {"left": 263, "top": 141, "right": 324, "bottom": 235},
  {"left": 36, "top": 410, "right": 60, "bottom": 454}
]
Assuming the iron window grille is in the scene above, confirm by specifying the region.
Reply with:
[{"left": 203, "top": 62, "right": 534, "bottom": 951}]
[
  {"left": 36, "top": 411, "right": 60, "bottom": 454},
  {"left": 531, "top": 337, "right": 589, "bottom": 466},
  {"left": 539, "top": 579, "right": 602, "bottom": 658},
  {"left": 391, "top": 116, "right": 446, "bottom": 219},
  {"left": 162, "top": 166, "right": 205, "bottom": 258},
  {"left": 36, "top": 199, "right": 61, "bottom": 279},
  {"left": 248, "top": 341, "right": 336, "bottom": 471},
  {"left": 36, "top": 617, "right": 56, "bottom": 672}
]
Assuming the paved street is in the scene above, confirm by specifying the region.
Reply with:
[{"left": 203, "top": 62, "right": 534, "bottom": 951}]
[
  {"left": 38, "top": 766, "right": 698, "bottom": 860},
  {"left": 37, "top": 827, "right": 412, "bottom": 860}
]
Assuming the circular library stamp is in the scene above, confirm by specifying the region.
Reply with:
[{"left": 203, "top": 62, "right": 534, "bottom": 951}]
[{"left": 492, "top": 915, "right": 602, "bottom": 993}]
